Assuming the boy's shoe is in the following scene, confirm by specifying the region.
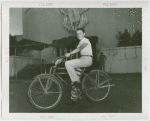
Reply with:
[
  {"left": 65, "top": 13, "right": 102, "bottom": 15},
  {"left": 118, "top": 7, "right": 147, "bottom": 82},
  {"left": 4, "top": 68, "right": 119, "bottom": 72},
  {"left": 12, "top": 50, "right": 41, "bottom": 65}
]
[
  {"left": 71, "top": 86, "right": 80, "bottom": 99},
  {"left": 71, "top": 81, "right": 82, "bottom": 90},
  {"left": 71, "top": 81, "right": 82, "bottom": 102}
]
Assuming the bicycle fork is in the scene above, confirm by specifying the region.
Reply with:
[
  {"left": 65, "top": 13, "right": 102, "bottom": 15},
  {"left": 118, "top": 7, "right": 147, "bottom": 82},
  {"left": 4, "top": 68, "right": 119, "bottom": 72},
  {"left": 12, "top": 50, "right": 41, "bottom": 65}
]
[{"left": 38, "top": 77, "right": 52, "bottom": 93}]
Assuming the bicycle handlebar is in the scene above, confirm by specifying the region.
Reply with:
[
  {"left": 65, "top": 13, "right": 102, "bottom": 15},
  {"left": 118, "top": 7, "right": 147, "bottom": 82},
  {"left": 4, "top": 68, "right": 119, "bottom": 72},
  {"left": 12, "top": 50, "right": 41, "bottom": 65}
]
[
  {"left": 54, "top": 54, "right": 76, "bottom": 65},
  {"left": 55, "top": 53, "right": 76, "bottom": 60},
  {"left": 56, "top": 56, "right": 66, "bottom": 60}
]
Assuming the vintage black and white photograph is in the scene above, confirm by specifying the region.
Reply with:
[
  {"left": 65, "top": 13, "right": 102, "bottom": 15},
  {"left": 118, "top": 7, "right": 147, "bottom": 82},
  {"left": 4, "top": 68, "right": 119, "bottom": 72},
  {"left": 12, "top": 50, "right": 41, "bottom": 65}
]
[{"left": 2, "top": 1, "right": 149, "bottom": 120}]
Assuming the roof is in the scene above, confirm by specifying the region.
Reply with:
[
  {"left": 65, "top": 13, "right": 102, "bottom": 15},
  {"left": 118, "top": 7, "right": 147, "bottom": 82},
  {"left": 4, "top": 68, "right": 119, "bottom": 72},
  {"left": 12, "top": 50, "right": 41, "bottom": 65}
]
[
  {"left": 10, "top": 39, "right": 51, "bottom": 51},
  {"left": 51, "top": 36, "right": 98, "bottom": 48}
]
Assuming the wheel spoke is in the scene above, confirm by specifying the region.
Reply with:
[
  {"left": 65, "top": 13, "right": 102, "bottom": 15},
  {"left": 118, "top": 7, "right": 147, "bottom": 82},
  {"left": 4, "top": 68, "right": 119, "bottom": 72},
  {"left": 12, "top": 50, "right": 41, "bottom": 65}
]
[
  {"left": 31, "top": 91, "right": 44, "bottom": 97},
  {"left": 47, "top": 92, "right": 62, "bottom": 94},
  {"left": 98, "top": 85, "right": 110, "bottom": 89},
  {"left": 86, "top": 75, "right": 97, "bottom": 87},
  {"left": 32, "top": 84, "right": 44, "bottom": 92},
  {"left": 46, "top": 78, "right": 53, "bottom": 92},
  {"left": 38, "top": 77, "right": 45, "bottom": 91},
  {"left": 46, "top": 93, "right": 59, "bottom": 105},
  {"left": 99, "top": 79, "right": 109, "bottom": 87},
  {"left": 45, "top": 78, "right": 50, "bottom": 91},
  {"left": 32, "top": 94, "right": 45, "bottom": 106},
  {"left": 84, "top": 87, "right": 96, "bottom": 91},
  {"left": 31, "top": 92, "right": 44, "bottom": 97},
  {"left": 88, "top": 88, "right": 96, "bottom": 100},
  {"left": 49, "top": 82, "right": 61, "bottom": 93},
  {"left": 99, "top": 84, "right": 115, "bottom": 88}
]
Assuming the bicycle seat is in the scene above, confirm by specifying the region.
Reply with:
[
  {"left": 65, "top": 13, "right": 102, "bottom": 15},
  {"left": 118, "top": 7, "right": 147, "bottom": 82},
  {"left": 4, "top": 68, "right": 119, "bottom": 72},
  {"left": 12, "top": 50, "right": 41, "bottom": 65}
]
[{"left": 76, "top": 65, "right": 93, "bottom": 73}]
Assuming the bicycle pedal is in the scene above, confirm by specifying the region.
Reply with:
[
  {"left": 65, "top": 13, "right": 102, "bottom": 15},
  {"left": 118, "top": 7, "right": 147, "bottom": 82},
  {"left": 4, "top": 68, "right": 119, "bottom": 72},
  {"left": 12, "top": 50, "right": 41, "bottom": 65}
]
[{"left": 72, "top": 98, "right": 78, "bottom": 102}]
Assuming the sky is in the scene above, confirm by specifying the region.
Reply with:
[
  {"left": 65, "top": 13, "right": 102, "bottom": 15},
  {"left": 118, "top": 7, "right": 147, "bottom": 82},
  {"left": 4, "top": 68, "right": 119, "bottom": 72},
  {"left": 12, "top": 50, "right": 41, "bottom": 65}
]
[{"left": 10, "top": 8, "right": 23, "bottom": 35}]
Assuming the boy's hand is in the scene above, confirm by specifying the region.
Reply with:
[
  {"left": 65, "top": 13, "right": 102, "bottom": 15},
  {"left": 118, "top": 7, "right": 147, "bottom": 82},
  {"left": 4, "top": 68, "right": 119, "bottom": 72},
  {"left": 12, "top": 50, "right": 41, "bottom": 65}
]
[
  {"left": 55, "top": 59, "right": 62, "bottom": 65},
  {"left": 65, "top": 53, "right": 71, "bottom": 58}
]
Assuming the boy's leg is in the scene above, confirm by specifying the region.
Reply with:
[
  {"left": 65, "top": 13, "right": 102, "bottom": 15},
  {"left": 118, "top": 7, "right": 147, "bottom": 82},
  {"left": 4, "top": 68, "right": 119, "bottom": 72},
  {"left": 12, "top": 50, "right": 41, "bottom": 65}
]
[
  {"left": 65, "top": 58, "right": 84, "bottom": 83},
  {"left": 65, "top": 57, "right": 92, "bottom": 83},
  {"left": 65, "top": 57, "right": 92, "bottom": 101}
]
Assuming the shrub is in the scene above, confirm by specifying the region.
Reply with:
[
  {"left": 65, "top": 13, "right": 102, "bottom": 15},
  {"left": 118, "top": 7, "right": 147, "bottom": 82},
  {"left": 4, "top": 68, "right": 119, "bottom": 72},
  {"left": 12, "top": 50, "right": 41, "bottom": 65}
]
[{"left": 116, "top": 29, "right": 142, "bottom": 47}]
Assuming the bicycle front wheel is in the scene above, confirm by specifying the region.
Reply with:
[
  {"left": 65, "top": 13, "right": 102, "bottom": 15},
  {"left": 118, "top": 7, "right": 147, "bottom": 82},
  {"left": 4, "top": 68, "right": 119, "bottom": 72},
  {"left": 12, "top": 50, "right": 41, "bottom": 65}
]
[
  {"left": 28, "top": 75, "right": 63, "bottom": 110},
  {"left": 82, "top": 70, "right": 111, "bottom": 102}
]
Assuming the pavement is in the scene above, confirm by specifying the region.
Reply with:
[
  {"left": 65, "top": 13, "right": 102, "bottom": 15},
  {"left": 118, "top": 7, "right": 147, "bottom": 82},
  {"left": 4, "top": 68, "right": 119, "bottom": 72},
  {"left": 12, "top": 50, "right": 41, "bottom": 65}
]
[{"left": 9, "top": 73, "right": 142, "bottom": 113}]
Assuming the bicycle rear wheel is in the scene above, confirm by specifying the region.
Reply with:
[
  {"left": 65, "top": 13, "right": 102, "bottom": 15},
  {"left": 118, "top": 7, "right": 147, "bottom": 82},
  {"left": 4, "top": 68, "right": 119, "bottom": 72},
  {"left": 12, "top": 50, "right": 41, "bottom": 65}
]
[
  {"left": 82, "top": 70, "right": 111, "bottom": 102},
  {"left": 28, "top": 75, "right": 63, "bottom": 110}
]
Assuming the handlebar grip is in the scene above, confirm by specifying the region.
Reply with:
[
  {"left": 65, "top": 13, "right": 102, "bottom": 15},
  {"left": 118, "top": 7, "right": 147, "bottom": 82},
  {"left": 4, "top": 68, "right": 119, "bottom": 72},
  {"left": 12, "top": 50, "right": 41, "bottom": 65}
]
[
  {"left": 70, "top": 54, "right": 76, "bottom": 57},
  {"left": 56, "top": 56, "right": 66, "bottom": 60},
  {"left": 70, "top": 54, "right": 74, "bottom": 57}
]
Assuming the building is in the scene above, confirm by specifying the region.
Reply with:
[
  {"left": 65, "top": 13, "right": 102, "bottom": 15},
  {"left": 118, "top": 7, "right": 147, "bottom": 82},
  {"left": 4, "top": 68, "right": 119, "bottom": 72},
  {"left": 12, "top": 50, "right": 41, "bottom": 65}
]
[
  {"left": 22, "top": 8, "right": 142, "bottom": 73},
  {"left": 15, "top": 35, "right": 23, "bottom": 42}
]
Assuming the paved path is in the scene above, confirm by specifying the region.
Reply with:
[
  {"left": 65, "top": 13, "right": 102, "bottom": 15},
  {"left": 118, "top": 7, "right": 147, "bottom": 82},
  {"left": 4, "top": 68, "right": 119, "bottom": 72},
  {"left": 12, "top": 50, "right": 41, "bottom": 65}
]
[{"left": 9, "top": 74, "right": 142, "bottom": 113}]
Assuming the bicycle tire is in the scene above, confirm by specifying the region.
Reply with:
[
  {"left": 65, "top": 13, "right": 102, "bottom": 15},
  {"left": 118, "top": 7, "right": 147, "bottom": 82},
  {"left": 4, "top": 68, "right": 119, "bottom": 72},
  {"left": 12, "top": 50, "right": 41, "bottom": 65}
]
[
  {"left": 82, "top": 70, "right": 111, "bottom": 102},
  {"left": 28, "top": 74, "right": 63, "bottom": 110}
]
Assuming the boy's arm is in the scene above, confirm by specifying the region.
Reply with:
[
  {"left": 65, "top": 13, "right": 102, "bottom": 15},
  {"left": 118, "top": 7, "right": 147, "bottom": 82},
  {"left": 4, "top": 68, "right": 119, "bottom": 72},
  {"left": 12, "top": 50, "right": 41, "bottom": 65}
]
[{"left": 70, "top": 43, "right": 88, "bottom": 55}]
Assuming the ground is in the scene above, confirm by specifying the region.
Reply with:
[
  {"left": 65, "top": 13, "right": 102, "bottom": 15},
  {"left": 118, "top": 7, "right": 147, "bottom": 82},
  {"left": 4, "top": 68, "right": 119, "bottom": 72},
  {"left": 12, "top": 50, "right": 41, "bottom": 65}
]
[{"left": 9, "top": 73, "right": 142, "bottom": 113}]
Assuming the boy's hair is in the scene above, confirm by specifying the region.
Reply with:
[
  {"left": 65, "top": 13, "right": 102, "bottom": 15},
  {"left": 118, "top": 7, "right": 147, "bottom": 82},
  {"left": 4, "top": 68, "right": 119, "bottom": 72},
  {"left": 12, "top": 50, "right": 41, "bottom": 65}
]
[{"left": 77, "top": 28, "right": 85, "bottom": 33}]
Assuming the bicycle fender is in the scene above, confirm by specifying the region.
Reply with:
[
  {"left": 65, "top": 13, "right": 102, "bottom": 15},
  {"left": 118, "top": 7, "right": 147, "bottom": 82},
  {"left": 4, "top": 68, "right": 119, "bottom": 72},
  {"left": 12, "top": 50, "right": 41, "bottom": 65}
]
[
  {"left": 90, "top": 69, "right": 111, "bottom": 79},
  {"left": 33, "top": 74, "right": 49, "bottom": 79}
]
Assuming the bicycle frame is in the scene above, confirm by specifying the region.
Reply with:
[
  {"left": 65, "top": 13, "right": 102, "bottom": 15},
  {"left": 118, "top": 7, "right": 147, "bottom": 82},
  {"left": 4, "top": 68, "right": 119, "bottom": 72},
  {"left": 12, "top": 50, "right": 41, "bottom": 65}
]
[
  {"left": 48, "top": 62, "right": 90, "bottom": 87},
  {"left": 40, "top": 55, "right": 113, "bottom": 92},
  {"left": 49, "top": 63, "right": 71, "bottom": 86}
]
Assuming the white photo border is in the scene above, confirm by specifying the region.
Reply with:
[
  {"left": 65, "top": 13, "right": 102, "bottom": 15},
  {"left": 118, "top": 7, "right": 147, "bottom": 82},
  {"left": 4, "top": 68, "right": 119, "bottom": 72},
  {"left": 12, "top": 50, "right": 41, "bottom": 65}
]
[{"left": 1, "top": 1, "right": 149, "bottom": 120}]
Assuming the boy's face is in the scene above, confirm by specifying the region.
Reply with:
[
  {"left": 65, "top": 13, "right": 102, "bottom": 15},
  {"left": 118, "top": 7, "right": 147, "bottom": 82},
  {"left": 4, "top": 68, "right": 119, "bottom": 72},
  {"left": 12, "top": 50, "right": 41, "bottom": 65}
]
[{"left": 76, "top": 30, "right": 85, "bottom": 40}]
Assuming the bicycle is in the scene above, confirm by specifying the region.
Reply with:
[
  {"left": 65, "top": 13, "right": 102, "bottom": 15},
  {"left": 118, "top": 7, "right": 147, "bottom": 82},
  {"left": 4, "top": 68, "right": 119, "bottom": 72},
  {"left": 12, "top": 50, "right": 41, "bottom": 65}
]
[{"left": 28, "top": 55, "right": 115, "bottom": 110}]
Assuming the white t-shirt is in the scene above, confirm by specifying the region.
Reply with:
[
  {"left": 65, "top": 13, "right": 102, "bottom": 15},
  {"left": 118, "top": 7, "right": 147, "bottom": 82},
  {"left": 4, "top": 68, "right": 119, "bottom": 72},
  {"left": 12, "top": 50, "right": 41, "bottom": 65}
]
[{"left": 77, "top": 37, "right": 93, "bottom": 56}]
